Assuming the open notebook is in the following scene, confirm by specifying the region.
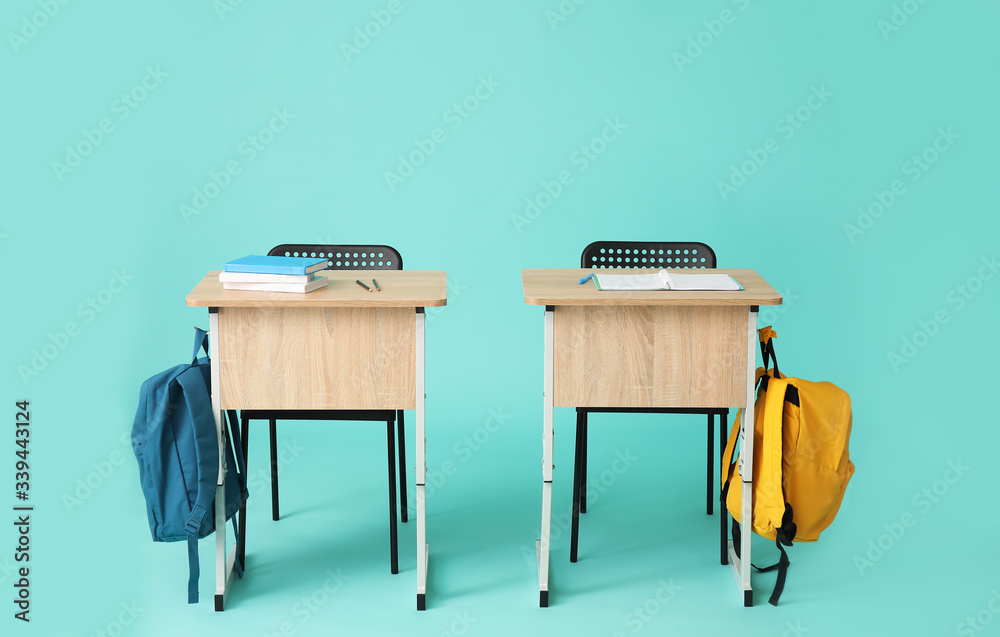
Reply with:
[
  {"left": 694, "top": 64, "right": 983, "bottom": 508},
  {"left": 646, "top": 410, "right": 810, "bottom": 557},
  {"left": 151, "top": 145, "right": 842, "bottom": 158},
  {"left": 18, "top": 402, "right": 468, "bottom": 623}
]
[{"left": 592, "top": 269, "right": 742, "bottom": 291}]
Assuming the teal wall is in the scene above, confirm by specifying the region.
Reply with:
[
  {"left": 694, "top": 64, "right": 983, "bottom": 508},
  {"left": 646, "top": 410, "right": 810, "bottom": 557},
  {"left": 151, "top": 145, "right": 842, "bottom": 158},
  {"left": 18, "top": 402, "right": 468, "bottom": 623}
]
[{"left": 3, "top": 1, "right": 998, "bottom": 634}]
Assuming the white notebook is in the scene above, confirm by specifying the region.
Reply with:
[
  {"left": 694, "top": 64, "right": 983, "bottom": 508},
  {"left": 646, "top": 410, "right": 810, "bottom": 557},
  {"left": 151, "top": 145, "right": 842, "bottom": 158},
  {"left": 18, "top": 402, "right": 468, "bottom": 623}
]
[
  {"left": 593, "top": 270, "right": 742, "bottom": 291},
  {"left": 222, "top": 276, "right": 328, "bottom": 294},
  {"left": 219, "top": 271, "right": 314, "bottom": 284}
]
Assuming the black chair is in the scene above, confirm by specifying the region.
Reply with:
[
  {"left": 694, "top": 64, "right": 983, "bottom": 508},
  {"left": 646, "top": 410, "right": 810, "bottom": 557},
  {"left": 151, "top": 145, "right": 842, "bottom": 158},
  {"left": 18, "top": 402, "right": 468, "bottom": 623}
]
[
  {"left": 239, "top": 244, "right": 408, "bottom": 574},
  {"left": 570, "top": 241, "right": 730, "bottom": 563}
]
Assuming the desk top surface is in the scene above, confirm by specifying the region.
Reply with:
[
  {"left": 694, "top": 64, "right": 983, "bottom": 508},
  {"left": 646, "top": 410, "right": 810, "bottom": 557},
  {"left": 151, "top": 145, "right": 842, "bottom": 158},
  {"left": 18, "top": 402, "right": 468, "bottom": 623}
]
[
  {"left": 522, "top": 268, "right": 782, "bottom": 306},
  {"left": 186, "top": 270, "right": 448, "bottom": 307}
]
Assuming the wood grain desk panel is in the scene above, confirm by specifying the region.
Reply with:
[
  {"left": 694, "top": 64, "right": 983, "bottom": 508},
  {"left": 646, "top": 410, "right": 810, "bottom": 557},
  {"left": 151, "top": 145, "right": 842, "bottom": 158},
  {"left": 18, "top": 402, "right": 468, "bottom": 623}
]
[
  {"left": 186, "top": 270, "right": 447, "bottom": 308},
  {"left": 218, "top": 306, "right": 415, "bottom": 410},
  {"left": 522, "top": 268, "right": 782, "bottom": 306},
  {"left": 553, "top": 305, "right": 747, "bottom": 408}
]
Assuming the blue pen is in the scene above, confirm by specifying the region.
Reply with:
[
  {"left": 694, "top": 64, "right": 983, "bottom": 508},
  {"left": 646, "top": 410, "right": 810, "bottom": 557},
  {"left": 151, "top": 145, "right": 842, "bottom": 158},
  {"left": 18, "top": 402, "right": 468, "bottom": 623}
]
[{"left": 578, "top": 273, "right": 594, "bottom": 285}]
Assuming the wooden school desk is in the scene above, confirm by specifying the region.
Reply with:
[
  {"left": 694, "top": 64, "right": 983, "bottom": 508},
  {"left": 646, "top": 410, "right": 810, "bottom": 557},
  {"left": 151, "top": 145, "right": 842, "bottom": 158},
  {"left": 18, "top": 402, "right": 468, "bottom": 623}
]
[
  {"left": 187, "top": 269, "right": 447, "bottom": 611},
  {"left": 521, "top": 268, "right": 781, "bottom": 607}
]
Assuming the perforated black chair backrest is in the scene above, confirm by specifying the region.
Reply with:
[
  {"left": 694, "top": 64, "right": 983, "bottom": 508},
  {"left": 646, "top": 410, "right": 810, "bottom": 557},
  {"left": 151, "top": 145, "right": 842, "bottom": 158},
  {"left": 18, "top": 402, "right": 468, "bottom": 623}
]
[
  {"left": 581, "top": 241, "right": 716, "bottom": 269},
  {"left": 268, "top": 244, "right": 402, "bottom": 270}
]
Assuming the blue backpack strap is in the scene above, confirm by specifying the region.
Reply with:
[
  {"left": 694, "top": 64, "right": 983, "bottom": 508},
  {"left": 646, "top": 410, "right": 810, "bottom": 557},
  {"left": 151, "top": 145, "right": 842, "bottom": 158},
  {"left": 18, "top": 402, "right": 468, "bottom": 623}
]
[
  {"left": 176, "top": 369, "right": 219, "bottom": 537},
  {"left": 192, "top": 327, "right": 210, "bottom": 364},
  {"left": 130, "top": 379, "right": 150, "bottom": 500},
  {"left": 225, "top": 411, "right": 247, "bottom": 575},
  {"left": 175, "top": 342, "right": 219, "bottom": 603},
  {"left": 187, "top": 537, "right": 199, "bottom": 603},
  {"left": 227, "top": 412, "right": 248, "bottom": 495}
]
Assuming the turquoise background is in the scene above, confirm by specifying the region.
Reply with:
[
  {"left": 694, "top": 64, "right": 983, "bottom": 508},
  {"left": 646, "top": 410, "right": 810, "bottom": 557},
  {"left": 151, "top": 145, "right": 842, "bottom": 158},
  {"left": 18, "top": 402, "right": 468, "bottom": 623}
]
[{"left": 3, "top": 0, "right": 999, "bottom": 634}]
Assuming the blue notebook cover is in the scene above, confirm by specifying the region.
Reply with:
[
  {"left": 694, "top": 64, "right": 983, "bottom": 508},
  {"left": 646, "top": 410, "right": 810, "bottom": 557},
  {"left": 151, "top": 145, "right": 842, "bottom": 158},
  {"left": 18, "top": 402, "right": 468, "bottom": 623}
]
[{"left": 224, "top": 255, "right": 328, "bottom": 276}]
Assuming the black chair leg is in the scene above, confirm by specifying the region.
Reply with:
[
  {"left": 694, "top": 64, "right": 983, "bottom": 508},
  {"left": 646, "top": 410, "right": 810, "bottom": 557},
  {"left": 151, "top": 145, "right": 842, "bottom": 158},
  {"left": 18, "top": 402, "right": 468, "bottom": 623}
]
[
  {"left": 720, "top": 410, "right": 729, "bottom": 565},
  {"left": 238, "top": 411, "right": 249, "bottom": 567},
  {"left": 269, "top": 418, "right": 280, "bottom": 521},
  {"left": 707, "top": 413, "right": 714, "bottom": 515},
  {"left": 387, "top": 420, "right": 399, "bottom": 574},
  {"left": 570, "top": 409, "right": 585, "bottom": 562},
  {"left": 580, "top": 412, "right": 588, "bottom": 514},
  {"left": 397, "top": 409, "right": 407, "bottom": 524}
]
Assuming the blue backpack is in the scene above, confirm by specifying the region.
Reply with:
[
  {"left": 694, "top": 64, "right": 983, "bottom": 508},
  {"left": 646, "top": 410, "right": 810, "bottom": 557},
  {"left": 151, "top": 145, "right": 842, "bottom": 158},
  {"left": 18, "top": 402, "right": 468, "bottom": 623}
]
[{"left": 131, "top": 328, "right": 247, "bottom": 603}]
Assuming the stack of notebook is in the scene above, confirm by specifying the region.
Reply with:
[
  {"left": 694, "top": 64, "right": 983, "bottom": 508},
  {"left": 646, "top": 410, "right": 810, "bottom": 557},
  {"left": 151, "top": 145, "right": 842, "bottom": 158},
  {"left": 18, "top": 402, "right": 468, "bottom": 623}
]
[{"left": 219, "top": 255, "right": 330, "bottom": 293}]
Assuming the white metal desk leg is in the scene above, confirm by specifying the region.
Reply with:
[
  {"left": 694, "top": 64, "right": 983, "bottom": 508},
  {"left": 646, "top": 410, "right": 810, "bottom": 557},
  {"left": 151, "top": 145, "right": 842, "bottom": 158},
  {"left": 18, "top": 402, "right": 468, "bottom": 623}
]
[
  {"left": 415, "top": 309, "right": 429, "bottom": 611},
  {"left": 211, "top": 309, "right": 227, "bottom": 608},
  {"left": 538, "top": 307, "right": 554, "bottom": 607},
  {"left": 734, "top": 307, "right": 758, "bottom": 607},
  {"left": 209, "top": 309, "right": 239, "bottom": 611}
]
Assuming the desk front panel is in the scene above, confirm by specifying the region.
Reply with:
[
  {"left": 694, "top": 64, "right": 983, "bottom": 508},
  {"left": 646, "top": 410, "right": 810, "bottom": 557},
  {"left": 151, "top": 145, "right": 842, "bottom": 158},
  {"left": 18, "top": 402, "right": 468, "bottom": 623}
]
[
  {"left": 553, "top": 305, "right": 748, "bottom": 408},
  {"left": 218, "top": 306, "right": 416, "bottom": 410}
]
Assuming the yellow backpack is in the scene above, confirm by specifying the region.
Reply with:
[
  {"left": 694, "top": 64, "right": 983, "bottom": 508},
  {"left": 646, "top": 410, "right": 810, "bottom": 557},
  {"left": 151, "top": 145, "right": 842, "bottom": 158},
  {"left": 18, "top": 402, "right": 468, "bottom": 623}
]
[{"left": 721, "top": 327, "right": 854, "bottom": 605}]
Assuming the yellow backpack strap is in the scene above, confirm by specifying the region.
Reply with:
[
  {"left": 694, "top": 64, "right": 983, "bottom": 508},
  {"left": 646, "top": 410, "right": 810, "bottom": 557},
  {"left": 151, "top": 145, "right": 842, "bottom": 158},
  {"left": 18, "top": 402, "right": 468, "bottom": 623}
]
[
  {"left": 757, "top": 375, "right": 799, "bottom": 606},
  {"left": 758, "top": 327, "right": 780, "bottom": 378},
  {"left": 720, "top": 366, "right": 768, "bottom": 498},
  {"left": 757, "top": 376, "right": 789, "bottom": 530},
  {"left": 720, "top": 410, "right": 742, "bottom": 493}
]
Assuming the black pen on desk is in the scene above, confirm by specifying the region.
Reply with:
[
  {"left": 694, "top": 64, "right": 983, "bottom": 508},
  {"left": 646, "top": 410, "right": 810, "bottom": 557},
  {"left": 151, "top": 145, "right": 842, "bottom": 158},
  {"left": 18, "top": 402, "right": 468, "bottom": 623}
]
[
  {"left": 355, "top": 279, "right": 371, "bottom": 292},
  {"left": 372, "top": 278, "right": 380, "bottom": 291}
]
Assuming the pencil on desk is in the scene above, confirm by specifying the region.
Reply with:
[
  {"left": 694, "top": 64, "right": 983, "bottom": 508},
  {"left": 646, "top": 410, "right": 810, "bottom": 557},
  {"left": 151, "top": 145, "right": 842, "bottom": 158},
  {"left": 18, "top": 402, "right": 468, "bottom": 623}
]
[
  {"left": 355, "top": 279, "right": 371, "bottom": 292},
  {"left": 372, "top": 278, "right": 380, "bottom": 291}
]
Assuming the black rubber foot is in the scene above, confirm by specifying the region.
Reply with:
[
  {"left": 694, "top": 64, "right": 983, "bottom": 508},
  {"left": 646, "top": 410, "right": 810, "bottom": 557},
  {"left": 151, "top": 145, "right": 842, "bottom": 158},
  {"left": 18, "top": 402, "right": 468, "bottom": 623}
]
[
  {"left": 743, "top": 590, "right": 753, "bottom": 607},
  {"left": 540, "top": 590, "right": 549, "bottom": 607},
  {"left": 417, "top": 594, "right": 426, "bottom": 611},
  {"left": 214, "top": 594, "right": 224, "bottom": 612},
  {"left": 272, "top": 514, "right": 279, "bottom": 522}
]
